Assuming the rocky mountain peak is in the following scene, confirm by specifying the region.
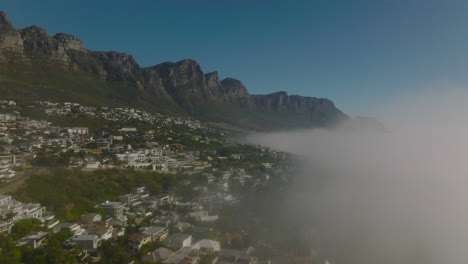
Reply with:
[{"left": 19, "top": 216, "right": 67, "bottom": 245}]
[
  {"left": 150, "top": 59, "right": 204, "bottom": 83},
  {"left": 175, "top": 59, "right": 203, "bottom": 76},
  {"left": 91, "top": 51, "right": 141, "bottom": 81},
  {"left": 176, "top": 59, "right": 200, "bottom": 67},
  {"left": 205, "top": 71, "right": 220, "bottom": 87},
  {"left": 53, "top": 33, "right": 86, "bottom": 52},
  {"left": 21, "top": 25, "right": 49, "bottom": 38},
  {"left": 205, "top": 71, "right": 219, "bottom": 80},
  {"left": 220, "top": 78, "right": 249, "bottom": 97},
  {"left": 0, "top": 11, "right": 13, "bottom": 32}
]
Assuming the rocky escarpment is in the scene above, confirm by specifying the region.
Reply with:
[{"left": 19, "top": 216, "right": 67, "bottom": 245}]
[
  {"left": 0, "top": 12, "right": 87, "bottom": 68},
  {"left": 0, "top": 12, "right": 23, "bottom": 53},
  {"left": 53, "top": 33, "right": 85, "bottom": 52},
  {"left": 0, "top": 11, "right": 348, "bottom": 130},
  {"left": 145, "top": 60, "right": 253, "bottom": 107},
  {"left": 251, "top": 91, "right": 339, "bottom": 113},
  {"left": 220, "top": 78, "right": 249, "bottom": 99}
]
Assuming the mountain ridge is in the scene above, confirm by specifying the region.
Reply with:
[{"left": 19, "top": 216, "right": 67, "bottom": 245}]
[{"left": 0, "top": 11, "right": 348, "bottom": 131}]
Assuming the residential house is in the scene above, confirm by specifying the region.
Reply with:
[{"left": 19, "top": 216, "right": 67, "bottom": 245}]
[
  {"left": 68, "top": 234, "right": 100, "bottom": 250},
  {"left": 143, "top": 247, "right": 174, "bottom": 264},
  {"left": 164, "top": 233, "right": 192, "bottom": 249},
  {"left": 107, "top": 215, "right": 128, "bottom": 227},
  {"left": 80, "top": 213, "right": 102, "bottom": 222},
  {"left": 163, "top": 247, "right": 199, "bottom": 264},
  {"left": 95, "top": 201, "right": 124, "bottom": 217},
  {"left": 17, "top": 232, "right": 49, "bottom": 248},
  {"left": 84, "top": 225, "right": 113, "bottom": 241},
  {"left": 128, "top": 233, "right": 152, "bottom": 254},
  {"left": 191, "top": 239, "right": 221, "bottom": 254},
  {"left": 66, "top": 127, "right": 89, "bottom": 135},
  {"left": 151, "top": 214, "right": 179, "bottom": 228},
  {"left": 140, "top": 226, "right": 169, "bottom": 241},
  {"left": 53, "top": 223, "right": 85, "bottom": 235}
]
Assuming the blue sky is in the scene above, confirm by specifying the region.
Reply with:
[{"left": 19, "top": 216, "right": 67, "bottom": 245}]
[{"left": 3, "top": 0, "right": 468, "bottom": 115}]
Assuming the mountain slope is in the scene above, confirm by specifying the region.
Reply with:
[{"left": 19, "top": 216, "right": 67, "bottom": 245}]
[{"left": 0, "top": 11, "right": 348, "bottom": 130}]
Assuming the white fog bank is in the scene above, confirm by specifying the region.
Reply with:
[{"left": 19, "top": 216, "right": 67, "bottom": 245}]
[{"left": 248, "top": 88, "right": 468, "bottom": 264}]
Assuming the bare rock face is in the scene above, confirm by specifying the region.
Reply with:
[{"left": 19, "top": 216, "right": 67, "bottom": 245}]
[
  {"left": 20, "top": 25, "right": 67, "bottom": 60},
  {"left": 205, "top": 71, "right": 221, "bottom": 91},
  {"left": 0, "top": 11, "right": 13, "bottom": 32},
  {"left": 53, "top": 33, "right": 86, "bottom": 52},
  {"left": 251, "top": 91, "right": 339, "bottom": 113},
  {"left": 0, "top": 11, "right": 23, "bottom": 53},
  {"left": 220, "top": 78, "right": 249, "bottom": 99},
  {"left": 153, "top": 59, "right": 204, "bottom": 86},
  {"left": 0, "top": 12, "right": 87, "bottom": 63},
  {"left": 91, "top": 51, "right": 141, "bottom": 81},
  {"left": 147, "top": 59, "right": 208, "bottom": 107}
]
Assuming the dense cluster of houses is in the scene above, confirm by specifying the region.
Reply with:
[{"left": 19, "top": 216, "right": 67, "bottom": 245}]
[
  {"left": 0, "top": 100, "right": 231, "bottom": 176},
  {"left": 0, "top": 194, "right": 54, "bottom": 235},
  {"left": 3, "top": 183, "right": 259, "bottom": 264},
  {"left": 36, "top": 101, "right": 205, "bottom": 130},
  {"left": 0, "top": 100, "right": 287, "bottom": 263}
]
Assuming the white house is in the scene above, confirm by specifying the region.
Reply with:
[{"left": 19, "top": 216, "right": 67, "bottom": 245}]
[
  {"left": 164, "top": 233, "right": 192, "bottom": 249},
  {"left": 191, "top": 239, "right": 221, "bottom": 254},
  {"left": 69, "top": 234, "right": 100, "bottom": 250}
]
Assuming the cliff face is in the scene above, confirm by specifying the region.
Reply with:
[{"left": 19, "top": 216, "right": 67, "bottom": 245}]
[
  {"left": 0, "top": 11, "right": 348, "bottom": 130},
  {"left": 0, "top": 12, "right": 23, "bottom": 54}
]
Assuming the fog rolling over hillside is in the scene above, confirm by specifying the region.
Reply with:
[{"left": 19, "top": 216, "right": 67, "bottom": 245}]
[{"left": 248, "top": 88, "right": 468, "bottom": 264}]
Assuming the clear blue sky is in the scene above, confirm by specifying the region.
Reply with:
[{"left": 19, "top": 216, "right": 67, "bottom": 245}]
[{"left": 3, "top": 0, "right": 468, "bottom": 115}]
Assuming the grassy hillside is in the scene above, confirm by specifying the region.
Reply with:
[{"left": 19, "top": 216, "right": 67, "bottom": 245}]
[
  {"left": 0, "top": 55, "right": 122, "bottom": 106},
  {"left": 12, "top": 168, "right": 178, "bottom": 221}
]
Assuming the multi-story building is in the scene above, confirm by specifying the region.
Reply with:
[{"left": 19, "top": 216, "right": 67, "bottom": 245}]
[
  {"left": 95, "top": 201, "right": 124, "bottom": 218},
  {"left": 69, "top": 234, "right": 100, "bottom": 250},
  {"left": 141, "top": 226, "right": 169, "bottom": 242},
  {"left": 0, "top": 195, "right": 46, "bottom": 222},
  {"left": 66, "top": 127, "right": 89, "bottom": 135},
  {"left": 128, "top": 233, "right": 152, "bottom": 253},
  {"left": 164, "top": 233, "right": 192, "bottom": 249}
]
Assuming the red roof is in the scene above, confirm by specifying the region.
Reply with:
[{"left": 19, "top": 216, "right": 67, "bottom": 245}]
[{"left": 219, "top": 232, "right": 241, "bottom": 242}]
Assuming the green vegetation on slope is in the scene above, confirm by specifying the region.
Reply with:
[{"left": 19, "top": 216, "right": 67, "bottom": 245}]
[
  {"left": 0, "top": 55, "right": 123, "bottom": 107},
  {"left": 12, "top": 168, "right": 178, "bottom": 221}
]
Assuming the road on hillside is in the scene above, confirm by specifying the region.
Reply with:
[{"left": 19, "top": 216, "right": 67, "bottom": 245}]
[{"left": 0, "top": 166, "right": 40, "bottom": 192}]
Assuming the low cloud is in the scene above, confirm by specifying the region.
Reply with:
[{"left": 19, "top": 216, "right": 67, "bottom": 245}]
[{"left": 248, "top": 88, "right": 468, "bottom": 264}]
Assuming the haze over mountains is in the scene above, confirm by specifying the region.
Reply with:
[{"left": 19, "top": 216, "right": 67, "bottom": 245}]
[{"left": 0, "top": 11, "right": 347, "bottom": 131}]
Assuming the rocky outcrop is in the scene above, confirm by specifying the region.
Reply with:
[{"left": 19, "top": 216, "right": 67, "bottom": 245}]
[
  {"left": 205, "top": 71, "right": 221, "bottom": 93},
  {"left": 0, "top": 12, "right": 87, "bottom": 63},
  {"left": 251, "top": 92, "right": 338, "bottom": 113},
  {"left": 0, "top": 11, "right": 13, "bottom": 32},
  {"left": 20, "top": 25, "right": 68, "bottom": 60},
  {"left": 0, "top": 11, "right": 23, "bottom": 53},
  {"left": 91, "top": 51, "right": 141, "bottom": 81},
  {"left": 220, "top": 78, "right": 249, "bottom": 103},
  {"left": 53, "top": 33, "right": 85, "bottom": 52}
]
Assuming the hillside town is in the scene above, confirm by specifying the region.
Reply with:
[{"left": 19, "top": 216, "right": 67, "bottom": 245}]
[
  {"left": 0, "top": 100, "right": 300, "bottom": 264},
  {"left": 0, "top": 100, "right": 244, "bottom": 175}
]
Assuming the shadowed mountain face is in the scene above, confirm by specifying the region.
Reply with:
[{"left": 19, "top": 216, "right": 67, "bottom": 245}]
[{"left": 0, "top": 11, "right": 348, "bottom": 131}]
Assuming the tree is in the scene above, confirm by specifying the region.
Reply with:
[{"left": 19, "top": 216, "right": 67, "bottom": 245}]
[
  {"left": 11, "top": 219, "right": 43, "bottom": 239},
  {"left": 50, "top": 228, "right": 73, "bottom": 243},
  {"left": 100, "top": 239, "right": 131, "bottom": 264},
  {"left": 45, "top": 238, "right": 74, "bottom": 264}
]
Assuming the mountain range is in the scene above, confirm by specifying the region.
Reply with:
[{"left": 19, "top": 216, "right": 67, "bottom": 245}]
[{"left": 0, "top": 11, "right": 348, "bottom": 131}]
